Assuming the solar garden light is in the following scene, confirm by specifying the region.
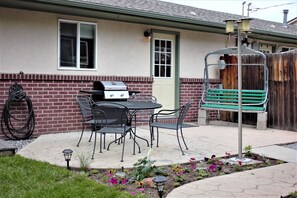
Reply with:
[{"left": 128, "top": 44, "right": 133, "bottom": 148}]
[
  {"left": 62, "top": 149, "right": 73, "bottom": 170},
  {"left": 153, "top": 176, "right": 167, "bottom": 198}
]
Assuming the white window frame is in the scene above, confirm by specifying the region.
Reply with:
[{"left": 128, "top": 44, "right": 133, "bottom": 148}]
[
  {"left": 58, "top": 19, "right": 97, "bottom": 70},
  {"left": 153, "top": 38, "right": 173, "bottom": 78}
]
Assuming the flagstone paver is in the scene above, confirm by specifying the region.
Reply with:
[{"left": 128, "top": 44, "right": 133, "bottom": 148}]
[{"left": 167, "top": 163, "right": 297, "bottom": 198}]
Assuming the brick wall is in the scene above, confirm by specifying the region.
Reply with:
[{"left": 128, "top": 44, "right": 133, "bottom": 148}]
[
  {"left": 0, "top": 73, "right": 220, "bottom": 139},
  {"left": 180, "top": 78, "right": 220, "bottom": 123}
]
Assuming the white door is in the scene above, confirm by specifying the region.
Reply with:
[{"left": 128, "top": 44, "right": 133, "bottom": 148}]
[{"left": 152, "top": 33, "right": 176, "bottom": 110}]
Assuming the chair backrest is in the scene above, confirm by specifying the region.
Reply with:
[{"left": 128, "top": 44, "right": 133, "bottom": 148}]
[
  {"left": 94, "top": 103, "right": 131, "bottom": 128},
  {"left": 177, "top": 101, "right": 192, "bottom": 126},
  {"left": 76, "top": 95, "right": 94, "bottom": 121}
]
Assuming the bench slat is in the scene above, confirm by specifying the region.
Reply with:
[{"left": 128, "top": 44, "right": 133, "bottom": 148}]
[
  {"left": 208, "top": 89, "right": 265, "bottom": 93},
  {"left": 200, "top": 88, "right": 267, "bottom": 112},
  {"left": 201, "top": 103, "right": 265, "bottom": 111}
]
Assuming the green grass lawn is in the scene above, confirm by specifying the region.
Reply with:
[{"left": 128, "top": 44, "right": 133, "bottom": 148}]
[{"left": 0, "top": 155, "right": 134, "bottom": 198}]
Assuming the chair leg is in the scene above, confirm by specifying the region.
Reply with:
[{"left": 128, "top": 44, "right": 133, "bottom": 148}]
[
  {"left": 99, "top": 133, "right": 103, "bottom": 153},
  {"left": 156, "top": 128, "right": 159, "bottom": 147},
  {"left": 130, "top": 129, "right": 141, "bottom": 154},
  {"left": 88, "top": 130, "right": 94, "bottom": 142},
  {"left": 92, "top": 132, "right": 97, "bottom": 159},
  {"left": 107, "top": 135, "right": 122, "bottom": 150},
  {"left": 77, "top": 124, "right": 85, "bottom": 147},
  {"left": 120, "top": 134, "right": 126, "bottom": 162},
  {"left": 180, "top": 127, "right": 188, "bottom": 150},
  {"left": 103, "top": 133, "right": 106, "bottom": 149},
  {"left": 150, "top": 126, "right": 154, "bottom": 148},
  {"left": 176, "top": 129, "right": 185, "bottom": 155},
  {"left": 89, "top": 124, "right": 96, "bottom": 142},
  {"left": 133, "top": 129, "right": 136, "bottom": 155}
]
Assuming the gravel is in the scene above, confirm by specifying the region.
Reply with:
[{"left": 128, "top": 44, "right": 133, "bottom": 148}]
[{"left": 5, "top": 138, "right": 36, "bottom": 152}]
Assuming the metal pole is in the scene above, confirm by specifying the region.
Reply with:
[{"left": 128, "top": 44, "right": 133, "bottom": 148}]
[
  {"left": 247, "top": 3, "right": 252, "bottom": 17},
  {"left": 66, "top": 160, "right": 70, "bottom": 170},
  {"left": 242, "top": 1, "right": 246, "bottom": 16},
  {"left": 237, "top": 27, "right": 243, "bottom": 159}
]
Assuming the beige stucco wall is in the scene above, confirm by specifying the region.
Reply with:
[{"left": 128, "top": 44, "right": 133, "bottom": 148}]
[
  {"left": 0, "top": 8, "right": 57, "bottom": 74},
  {"left": 179, "top": 30, "right": 226, "bottom": 78},
  {"left": 0, "top": 7, "right": 227, "bottom": 78}
]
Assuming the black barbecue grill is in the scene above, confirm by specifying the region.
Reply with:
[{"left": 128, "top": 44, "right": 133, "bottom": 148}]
[
  {"left": 80, "top": 81, "right": 140, "bottom": 101},
  {"left": 92, "top": 81, "right": 129, "bottom": 101}
]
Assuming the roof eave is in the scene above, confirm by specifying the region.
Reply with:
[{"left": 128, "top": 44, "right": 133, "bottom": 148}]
[{"left": 1, "top": 0, "right": 296, "bottom": 44}]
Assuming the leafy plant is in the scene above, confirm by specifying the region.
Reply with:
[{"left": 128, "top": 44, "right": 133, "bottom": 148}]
[
  {"left": 174, "top": 175, "right": 185, "bottom": 182},
  {"left": 243, "top": 145, "right": 252, "bottom": 157},
  {"left": 288, "top": 191, "right": 297, "bottom": 197},
  {"left": 130, "top": 157, "right": 156, "bottom": 181},
  {"left": 171, "top": 164, "right": 184, "bottom": 175},
  {"left": 154, "top": 167, "right": 169, "bottom": 176},
  {"left": 196, "top": 169, "right": 209, "bottom": 180},
  {"left": 233, "top": 164, "right": 242, "bottom": 172}
]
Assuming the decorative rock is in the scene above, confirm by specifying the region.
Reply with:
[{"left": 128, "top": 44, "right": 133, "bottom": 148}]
[
  {"left": 115, "top": 171, "right": 126, "bottom": 178},
  {"left": 128, "top": 177, "right": 135, "bottom": 184},
  {"left": 143, "top": 177, "right": 155, "bottom": 187},
  {"left": 223, "top": 168, "right": 231, "bottom": 174}
]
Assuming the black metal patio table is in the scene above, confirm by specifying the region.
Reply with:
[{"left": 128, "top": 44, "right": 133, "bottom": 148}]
[{"left": 96, "top": 101, "right": 162, "bottom": 154}]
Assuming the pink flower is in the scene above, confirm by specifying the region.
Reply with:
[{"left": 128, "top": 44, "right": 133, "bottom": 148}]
[
  {"left": 179, "top": 170, "right": 184, "bottom": 175},
  {"left": 209, "top": 164, "right": 217, "bottom": 172},
  {"left": 190, "top": 157, "right": 196, "bottom": 162},
  {"left": 130, "top": 191, "right": 136, "bottom": 195},
  {"left": 238, "top": 161, "right": 242, "bottom": 166},
  {"left": 217, "top": 161, "right": 223, "bottom": 165},
  {"left": 121, "top": 179, "right": 128, "bottom": 184},
  {"left": 108, "top": 177, "right": 118, "bottom": 185},
  {"left": 137, "top": 188, "right": 145, "bottom": 192}
]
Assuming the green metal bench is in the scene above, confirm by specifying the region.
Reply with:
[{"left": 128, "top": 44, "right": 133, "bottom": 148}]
[
  {"left": 199, "top": 89, "right": 268, "bottom": 112},
  {"left": 198, "top": 45, "right": 269, "bottom": 129}
]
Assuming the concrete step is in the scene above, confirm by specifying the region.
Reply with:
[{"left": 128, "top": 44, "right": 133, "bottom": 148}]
[{"left": 0, "top": 139, "right": 17, "bottom": 156}]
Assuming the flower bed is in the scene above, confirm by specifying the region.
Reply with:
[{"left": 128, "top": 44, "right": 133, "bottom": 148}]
[{"left": 85, "top": 152, "right": 285, "bottom": 198}]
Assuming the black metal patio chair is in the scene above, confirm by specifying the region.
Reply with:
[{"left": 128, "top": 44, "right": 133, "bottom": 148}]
[
  {"left": 149, "top": 101, "right": 192, "bottom": 155},
  {"left": 92, "top": 103, "right": 140, "bottom": 162},
  {"left": 75, "top": 95, "right": 95, "bottom": 147}
]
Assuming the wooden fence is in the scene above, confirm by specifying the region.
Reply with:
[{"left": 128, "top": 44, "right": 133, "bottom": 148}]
[{"left": 219, "top": 50, "right": 297, "bottom": 131}]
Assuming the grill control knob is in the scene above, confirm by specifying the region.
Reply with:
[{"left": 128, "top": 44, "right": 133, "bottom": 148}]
[
  {"left": 120, "top": 94, "right": 124, "bottom": 97},
  {"left": 110, "top": 94, "right": 114, "bottom": 97}
]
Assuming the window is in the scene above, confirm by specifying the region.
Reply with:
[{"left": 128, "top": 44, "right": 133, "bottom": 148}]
[
  {"left": 153, "top": 39, "right": 172, "bottom": 77},
  {"left": 277, "top": 46, "right": 296, "bottom": 53},
  {"left": 59, "top": 20, "right": 96, "bottom": 69}
]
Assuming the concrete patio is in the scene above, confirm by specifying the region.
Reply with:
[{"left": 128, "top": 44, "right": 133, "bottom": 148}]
[{"left": 17, "top": 122, "right": 296, "bottom": 169}]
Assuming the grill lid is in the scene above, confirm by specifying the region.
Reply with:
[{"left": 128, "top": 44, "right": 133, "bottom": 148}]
[{"left": 95, "top": 81, "right": 127, "bottom": 91}]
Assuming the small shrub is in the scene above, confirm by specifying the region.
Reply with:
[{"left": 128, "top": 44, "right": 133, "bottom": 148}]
[
  {"left": 233, "top": 164, "right": 242, "bottom": 172},
  {"left": 130, "top": 157, "right": 156, "bottom": 181},
  {"left": 243, "top": 145, "right": 252, "bottom": 157}
]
